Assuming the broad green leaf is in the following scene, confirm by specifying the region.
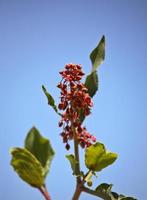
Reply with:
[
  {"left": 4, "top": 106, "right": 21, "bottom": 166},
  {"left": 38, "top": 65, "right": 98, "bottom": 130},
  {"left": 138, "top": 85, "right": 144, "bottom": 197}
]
[
  {"left": 97, "top": 152, "right": 118, "bottom": 171},
  {"left": 42, "top": 85, "right": 60, "bottom": 115},
  {"left": 25, "top": 127, "right": 55, "bottom": 177},
  {"left": 10, "top": 147, "right": 44, "bottom": 187},
  {"left": 66, "top": 154, "right": 77, "bottom": 174},
  {"left": 90, "top": 35, "right": 105, "bottom": 71},
  {"left": 85, "top": 142, "right": 118, "bottom": 172},
  {"left": 85, "top": 71, "right": 98, "bottom": 98}
]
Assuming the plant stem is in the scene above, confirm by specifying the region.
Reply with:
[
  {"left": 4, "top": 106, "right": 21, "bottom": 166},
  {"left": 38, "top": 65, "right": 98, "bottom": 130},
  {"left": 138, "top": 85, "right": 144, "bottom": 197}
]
[
  {"left": 72, "top": 185, "right": 82, "bottom": 200},
  {"left": 74, "top": 138, "right": 81, "bottom": 184},
  {"left": 71, "top": 122, "right": 82, "bottom": 200},
  {"left": 39, "top": 186, "right": 51, "bottom": 200}
]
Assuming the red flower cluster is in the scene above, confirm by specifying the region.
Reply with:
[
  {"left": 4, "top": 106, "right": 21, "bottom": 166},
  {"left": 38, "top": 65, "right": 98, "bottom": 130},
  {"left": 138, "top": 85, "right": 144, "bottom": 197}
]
[{"left": 58, "top": 63, "right": 96, "bottom": 150}]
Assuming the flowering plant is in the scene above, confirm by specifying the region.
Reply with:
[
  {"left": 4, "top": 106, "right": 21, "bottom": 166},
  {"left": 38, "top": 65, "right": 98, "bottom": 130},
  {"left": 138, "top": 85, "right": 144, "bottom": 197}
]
[{"left": 10, "top": 36, "right": 136, "bottom": 200}]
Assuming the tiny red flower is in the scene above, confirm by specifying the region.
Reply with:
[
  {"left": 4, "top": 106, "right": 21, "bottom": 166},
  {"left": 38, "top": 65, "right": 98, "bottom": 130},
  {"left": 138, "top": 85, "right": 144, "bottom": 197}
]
[{"left": 58, "top": 64, "right": 96, "bottom": 149}]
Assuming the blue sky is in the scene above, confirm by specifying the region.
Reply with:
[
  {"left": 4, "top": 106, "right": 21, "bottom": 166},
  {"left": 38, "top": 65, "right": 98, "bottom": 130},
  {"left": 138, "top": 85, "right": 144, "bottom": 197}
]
[{"left": 0, "top": 0, "right": 147, "bottom": 199}]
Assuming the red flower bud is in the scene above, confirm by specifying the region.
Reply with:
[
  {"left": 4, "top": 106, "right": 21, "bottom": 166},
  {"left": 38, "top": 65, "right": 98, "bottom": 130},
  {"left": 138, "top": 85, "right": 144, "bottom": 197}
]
[{"left": 65, "top": 143, "right": 70, "bottom": 150}]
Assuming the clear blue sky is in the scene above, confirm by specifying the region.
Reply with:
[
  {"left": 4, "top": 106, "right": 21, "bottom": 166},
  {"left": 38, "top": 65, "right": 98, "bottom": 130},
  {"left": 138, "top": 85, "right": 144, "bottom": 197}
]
[{"left": 0, "top": 0, "right": 147, "bottom": 200}]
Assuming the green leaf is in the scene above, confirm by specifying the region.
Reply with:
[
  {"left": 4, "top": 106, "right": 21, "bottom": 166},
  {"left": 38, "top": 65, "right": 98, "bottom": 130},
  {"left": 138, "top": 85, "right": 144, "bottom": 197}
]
[
  {"left": 66, "top": 154, "right": 77, "bottom": 174},
  {"left": 118, "top": 195, "right": 126, "bottom": 199},
  {"left": 97, "top": 152, "right": 118, "bottom": 171},
  {"left": 25, "top": 127, "right": 55, "bottom": 177},
  {"left": 42, "top": 85, "right": 60, "bottom": 115},
  {"left": 119, "top": 198, "right": 137, "bottom": 200},
  {"left": 85, "top": 71, "right": 98, "bottom": 98},
  {"left": 95, "top": 183, "right": 113, "bottom": 194},
  {"left": 90, "top": 35, "right": 105, "bottom": 71},
  {"left": 85, "top": 142, "right": 118, "bottom": 172},
  {"left": 95, "top": 183, "right": 118, "bottom": 200},
  {"left": 80, "top": 72, "right": 98, "bottom": 123},
  {"left": 10, "top": 147, "right": 44, "bottom": 188},
  {"left": 111, "top": 192, "right": 119, "bottom": 199},
  {"left": 81, "top": 36, "right": 105, "bottom": 123},
  {"left": 86, "top": 183, "right": 114, "bottom": 200},
  {"left": 95, "top": 183, "right": 137, "bottom": 200}
]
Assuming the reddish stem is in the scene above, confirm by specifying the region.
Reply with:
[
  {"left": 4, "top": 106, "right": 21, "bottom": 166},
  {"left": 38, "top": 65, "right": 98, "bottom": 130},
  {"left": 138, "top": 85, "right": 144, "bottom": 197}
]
[
  {"left": 72, "top": 185, "right": 82, "bottom": 200},
  {"left": 39, "top": 186, "right": 51, "bottom": 200}
]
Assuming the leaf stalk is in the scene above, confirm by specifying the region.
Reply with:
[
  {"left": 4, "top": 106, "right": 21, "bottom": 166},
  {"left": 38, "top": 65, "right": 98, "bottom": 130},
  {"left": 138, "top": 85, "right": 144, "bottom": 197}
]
[{"left": 39, "top": 186, "right": 52, "bottom": 200}]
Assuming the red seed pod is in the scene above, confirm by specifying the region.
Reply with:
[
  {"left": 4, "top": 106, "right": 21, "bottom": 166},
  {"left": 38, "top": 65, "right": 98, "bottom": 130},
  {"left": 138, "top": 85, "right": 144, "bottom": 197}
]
[
  {"left": 65, "top": 64, "right": 70, "bottom": 69},
  {"left": 63, "top": 136, "right": 68, "bottom": 143},
  {"left": 70, "top": 81, "right": 75, "bottom": 87},
  {"left": 59, "top": 71, "right": 64, "bottom": 75},
  {"left": 78, "top": 71, "right": 85, "bottom": 76},
  {"left": 58, "top": 103, "right": 64, "bottom": 110},
  {"left": 91, "top": 136, "right": 96, "bottom": 142},
  {"left": 65, "top": 143, "right": 70, "bottom": 150},
  {"left": 76, "top": 75, "right": 82, "bottom": 81},
  {"left": 58, "top": 121, "right": 63, "bottom": 127},
  {"left": 57, "top": 83, "right": 61, "bottom": 88},
  {"left": 65, "top": 125, "right": 70, "bottom": 131},
  {"left": 84, "top": 108, "right": 91, "bottom": 116},
  {"left": 80, "top": 141, "right": 85, "bottom": 148},
  {"left": 86, "top": 142, "right": 92, "bottom": 148},
  {"left": 77, "top": 126, "right": 83, "bottom": 133},
  {"left": 58, "top": 63, "right": 96, "bottom": 150},
  {"left": 62, "top": 101, "right": 68, "bottom": 110},
  {"left": 76, "top": 65, "right": 82, "bottom": 70}
]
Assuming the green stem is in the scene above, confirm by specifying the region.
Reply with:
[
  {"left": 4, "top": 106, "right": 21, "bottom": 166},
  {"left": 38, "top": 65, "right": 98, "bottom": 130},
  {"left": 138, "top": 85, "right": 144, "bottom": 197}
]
[
  {"left": 71, "top": 122, "right": 82, "bottom": 200},
  {"left": 74, "top": 139, "right": 81, "bottom": 184}
]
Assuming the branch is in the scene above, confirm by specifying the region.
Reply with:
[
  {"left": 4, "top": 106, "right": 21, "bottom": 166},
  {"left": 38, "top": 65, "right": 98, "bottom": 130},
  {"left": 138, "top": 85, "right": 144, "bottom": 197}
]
[
  {"left": 72, "top": 125, "right": 82, "bottom": 200},
  {"left": 72, "top": 184, "right": 82, "bottom": 200},
  {"left": 39, "top": 186, "right": 52, "bottom": 200},
  {"left": 74, "top": 139, "right": 81, "bottom": 184}
]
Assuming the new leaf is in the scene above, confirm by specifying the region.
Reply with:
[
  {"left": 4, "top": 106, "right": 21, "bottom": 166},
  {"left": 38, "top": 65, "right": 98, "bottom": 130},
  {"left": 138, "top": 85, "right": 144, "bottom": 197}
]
[
  {"left": 66, "top": 154, "right": 77, "bottom": 175},
  {"left": 85, "top": 142, "right": 117, "bottom": 172},
  {"left": 84, "top": 35, "right": 105, "bottom": 98},
  {"left": 25, "top": 127, "right": 55, "bottom": 177},
  {"left": 10, "top": 148, "right": 44, "bottom": 188},
  {"left": 81, "top": 36, "right": 105, "bottom": 123},
  {"left": 90, "top": 35, "right": 105, "bottom": 71},
  {"left": 85, "top": 71, "right": 98, "bottom": 98},
  {"left": 42, "top": 85, "right": 60, "bottom": 115},
  {"left": 94, "top": 183, "right": 137, "bottom": 200}
]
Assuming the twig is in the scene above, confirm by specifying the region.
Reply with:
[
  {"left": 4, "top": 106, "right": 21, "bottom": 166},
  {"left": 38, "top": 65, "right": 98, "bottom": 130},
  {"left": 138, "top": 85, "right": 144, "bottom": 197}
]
[{"left": 39, "top": 186, "right": 52, "bottom": 200}]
